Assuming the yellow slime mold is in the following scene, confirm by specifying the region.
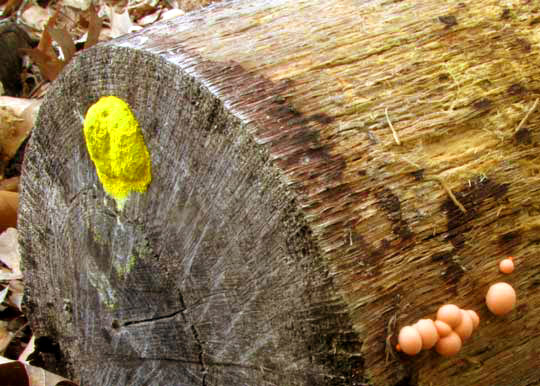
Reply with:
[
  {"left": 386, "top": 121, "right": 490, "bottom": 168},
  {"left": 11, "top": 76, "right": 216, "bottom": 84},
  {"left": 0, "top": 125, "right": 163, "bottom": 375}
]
[{"left": 83, "top": 96, "right": 152, "bottom": 208}]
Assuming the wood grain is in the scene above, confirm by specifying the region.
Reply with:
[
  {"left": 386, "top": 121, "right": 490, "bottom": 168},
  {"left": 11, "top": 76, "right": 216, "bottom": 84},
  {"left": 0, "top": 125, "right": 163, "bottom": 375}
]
[{"left": 20, "top": 1, "right": 540, "bottom": 385}]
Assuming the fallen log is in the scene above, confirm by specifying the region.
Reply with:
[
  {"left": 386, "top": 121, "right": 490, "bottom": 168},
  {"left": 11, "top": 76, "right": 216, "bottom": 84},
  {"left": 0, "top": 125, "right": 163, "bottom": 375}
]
[{"left": 19, "top": 0, "right": 540, "bottom": 385}]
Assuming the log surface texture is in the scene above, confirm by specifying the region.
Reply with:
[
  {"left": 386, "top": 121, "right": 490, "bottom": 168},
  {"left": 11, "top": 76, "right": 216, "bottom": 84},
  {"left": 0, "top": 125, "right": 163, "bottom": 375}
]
[{"left": 19, "top": 1, "right": 540, "bottom": 385}]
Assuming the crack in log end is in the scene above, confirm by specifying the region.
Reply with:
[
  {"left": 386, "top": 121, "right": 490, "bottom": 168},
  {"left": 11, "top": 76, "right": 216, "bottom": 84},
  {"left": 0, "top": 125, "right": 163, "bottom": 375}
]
[
  {"left": 190, "top": 325, "right": 208, "bottom": 386},
  {"left": 442, "top": 177, "right": 509, "bottom": 250},
  {"left": 121, "top": 309, "right": 185, "bottom": 327}
]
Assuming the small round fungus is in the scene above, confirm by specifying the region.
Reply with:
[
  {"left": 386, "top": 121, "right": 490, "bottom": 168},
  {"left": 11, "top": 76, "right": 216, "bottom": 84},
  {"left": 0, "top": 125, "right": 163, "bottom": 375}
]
[
  {"left": 398, "top": 326, "right": 423, "bottom": 356},
  {"left": 414, "top": 319, "right": 439, "bottom": 349},
  {"left": 486, "top": 282, "right": 516, "bottom": 316},
  {"left": 467, "top": 310, "right": 480, "bottom": 329},
  {"left": 454, "top": 310, "right": 473, "bottom": 341},
  {"left": 435, "top": 332, "right": 462, "bottom": 357},
  {"left": 434, "top": 320, "right": 452, "bottom": 337},
  {"left": 436, "top": 304, "right": 462, "bottom": 328},
  {"left": 499, "top": 257, "right": 515, "bottom": 274}
]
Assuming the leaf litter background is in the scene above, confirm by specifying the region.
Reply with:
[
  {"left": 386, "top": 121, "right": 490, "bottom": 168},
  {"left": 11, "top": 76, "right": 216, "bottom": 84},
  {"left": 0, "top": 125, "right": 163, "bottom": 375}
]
[{"left": 0, "top": 0, "right": 220, "bottom": 383}]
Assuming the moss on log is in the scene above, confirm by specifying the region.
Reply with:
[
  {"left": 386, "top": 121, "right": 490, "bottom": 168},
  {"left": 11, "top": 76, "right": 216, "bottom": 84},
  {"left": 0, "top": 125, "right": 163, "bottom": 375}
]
[{"left": 19, "top": 0, "right": 540, "bottom": 385}]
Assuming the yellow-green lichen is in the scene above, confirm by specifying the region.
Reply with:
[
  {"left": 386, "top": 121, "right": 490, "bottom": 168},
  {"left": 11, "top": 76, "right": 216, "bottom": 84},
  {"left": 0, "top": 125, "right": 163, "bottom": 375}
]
[
  {"left": 83, "top": 96, "right": 152, "bottom": 209},
  {"left": 113, "top": 254, "right": 138, "bottom": 279}
]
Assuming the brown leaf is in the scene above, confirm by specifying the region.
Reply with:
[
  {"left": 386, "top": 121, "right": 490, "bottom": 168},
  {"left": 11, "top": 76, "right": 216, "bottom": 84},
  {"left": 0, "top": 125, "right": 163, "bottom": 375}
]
[
  {"left": 84, "top": 4, "right": 102, "bottom": 49},
  {"left": 0, "top": 96, "right": 40, "bottom": 117},
  {"left": 0, "top": 100, "right": 37, "bottom": 165},
  {"left": 0, "top": 228, "right": 20, "bottom": 275},
  {"left": 0, "top": 177, "right": 20, "bottom": 192},
  {"left": 0, "top": 192, "right": 18, "bottom": 232},
  {"left": 0, "top": 319, "right": 13, "bottom": 354},
  {"left": 8, "top": 279, "right": 24, "bottom": 310},
  {"left": 19, "top": 48, "right": 64, "bottom": 82},
  {"left": 0, "top": 360, "right": 29, "bottom": 386},
  {"left": 37, "top": 10, "right": 59, "bottom": 57},
  {"left": 20, "top": 5, "right": 51, "bottom": 35},
  {"left": 17, "top": 335, "right": 34, "bottom": 362},
  {"left": 106, "top": 6, "right": 140, "bottom": 38},
  {"left": 1, "top": 0, "right": 22, "bottom": 17},
  {"left": 48, "top": 28, "right": 75, "bottom": 63},
  {"left": 0, "top": 357, "right": 78, "bottom": 386}
]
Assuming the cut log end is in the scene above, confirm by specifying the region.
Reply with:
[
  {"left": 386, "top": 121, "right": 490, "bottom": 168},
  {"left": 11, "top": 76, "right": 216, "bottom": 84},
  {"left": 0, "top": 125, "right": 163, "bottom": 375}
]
[{"left": 20, "top": 46, "right": 367, "bottom": 385}]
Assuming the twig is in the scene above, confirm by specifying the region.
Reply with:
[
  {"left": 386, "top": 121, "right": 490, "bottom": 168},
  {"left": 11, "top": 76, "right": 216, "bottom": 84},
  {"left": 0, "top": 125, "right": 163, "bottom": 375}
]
[
  {"left": 385, "top": 107, "right": 401, "bottom": 145},
  {"left": 429, "top": 176, "right": 467, "bottom": 213},
  {"left": 515, "top": 98, "right": 539, "bottom": 133},
  {"left": 401, "top": 157, "right": 466, "bottom": 213}
]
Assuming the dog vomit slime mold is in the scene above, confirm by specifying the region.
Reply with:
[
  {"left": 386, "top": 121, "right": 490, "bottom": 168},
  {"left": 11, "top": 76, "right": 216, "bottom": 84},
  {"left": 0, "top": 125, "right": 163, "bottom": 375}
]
[{"left": 83, "top": 96, "right": 152, "bottom": 209}]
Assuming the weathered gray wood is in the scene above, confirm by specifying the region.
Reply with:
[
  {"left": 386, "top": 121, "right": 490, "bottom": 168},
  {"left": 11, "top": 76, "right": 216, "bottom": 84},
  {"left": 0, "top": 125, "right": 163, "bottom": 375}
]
[{"left": 19, "top": 0, "right": 540, "bottom": 385}]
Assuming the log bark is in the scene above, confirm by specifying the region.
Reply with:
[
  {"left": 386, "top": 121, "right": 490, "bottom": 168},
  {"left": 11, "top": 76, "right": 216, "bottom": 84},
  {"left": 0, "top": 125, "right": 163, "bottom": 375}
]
[{"left": 19, "top": 1, "right": 540, "bottom": 385}]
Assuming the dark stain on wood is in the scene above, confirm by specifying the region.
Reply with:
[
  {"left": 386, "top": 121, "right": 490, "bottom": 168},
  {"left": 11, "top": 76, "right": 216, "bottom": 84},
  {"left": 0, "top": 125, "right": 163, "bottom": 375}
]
[
  {"left": 472, "top": 98, "right": 492, "bottom": 110},
  {"left": 196, "top": 59, "right": 345, "bottom": 186},
  {"left": 530, "top": 17, "right": 540, "bottom": 26},
  {"left": 498, "top": 230, "right": 522, "bottom": 253},
  {"left": 508, "top": 83, "right": 526, "bottom": 96},
  {"left": 515, "top": 38, "right": 532, "bottom": 53},
  {"left": 349, "top": 232, "right": 385, "bottom": 275},
  {"left": 431, "top": 250, "right": 465, "bottom": 293},
  {"left": 514, "top": 127, "right": 532, "bottom": 145},
  {"left": 438, "top": 15, "right": 458, "bottom": 27},
  {"left": 443, "top": 177, "right": 509, "bottom": 249},
  {"left": 438, "top": 73, "right": 450, "bottom": 82},
  {"left": 376, "top": 188, "right": 413, "bottom": 240},
  {"left": 411, "top": 169, "right": 425, "bottom": 181}
]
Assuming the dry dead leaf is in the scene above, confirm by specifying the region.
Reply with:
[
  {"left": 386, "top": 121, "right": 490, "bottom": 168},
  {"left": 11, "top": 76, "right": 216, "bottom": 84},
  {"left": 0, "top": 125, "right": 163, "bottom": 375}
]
[
  {"left": 0, "top": 107, "right": 31, "bottom": 177},
  {"left": 84, "top": 4, "right": 102, "bottom": 49},
  {"left": 19, "top": 47, "right": 63, "bottom": 82},
  {"left": 128, "top": 0, "right": 160, "bottom": 20},
  {"left": 0, "top": 176, "right": 20, "bottom": 192},
  {"left": 0, "top": 193, "right": 18, "bottom": 233},
  {"left": 0, "top": 358, "right": 28, "bottom": 385},
  {"left": 0, "top": 97, "right": 40, "bottom": 117},
  {"left": 37, "top": 11, "right": 59, "bottom": 57},
  {"left": 105, "top": 5, "right": 141, "bottom": 38},
  {"left": 0, "top": 99, "right": 38, "bottom": 169},
  {"left": 20, "top": 10, "right": 67, "bottom": 81},
  {"left": 47, "top": 28, "right": 75, "bottom": 63},
  {"left": 20, "top": 5, "right": 51, "bottom": 35},
  {"left": 0, "top": 356, "right": 78, "bottom": 386},
  {"left": 137, "top": 8, "right": 162, "bottom": 26},
  {"left": 62, "top": 0, "right": 91, "bottom": 11},
  {"left": 0, "top": 286, "right": 8, "bottom": 310},
  {"left": 0, "top": 228, "right": 20, "bottom": 276},
  {"left": 0, "top": 319, "right": 13, "bottom": 354},
  {"left": 17, "top": 335, "right": 34, "bottom": 362},
  {"left": 0, "top": 270, "right": 20, "bottom": 281},
  {"left": 160, "top": 8, "right": 185, "bottom": 20},
  {"left": 8, "top": 279, "right": 24, "bottom": 311},
  {"left": 1, "top": 0, "right": 22, "bottom": 17}
]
